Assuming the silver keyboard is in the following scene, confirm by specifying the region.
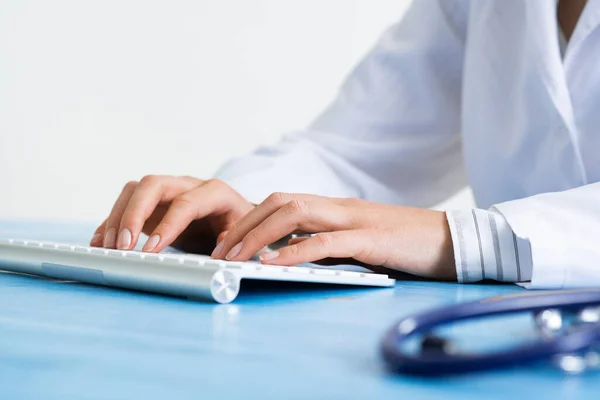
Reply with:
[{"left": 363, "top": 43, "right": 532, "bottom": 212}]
[{"left": 0, "top": 239, "right": 395, "bottom": 303}]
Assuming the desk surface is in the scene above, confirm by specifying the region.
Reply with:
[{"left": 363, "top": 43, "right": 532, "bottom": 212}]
[{"left": 0, "top": 220, "right": 597, "bottom": 399}]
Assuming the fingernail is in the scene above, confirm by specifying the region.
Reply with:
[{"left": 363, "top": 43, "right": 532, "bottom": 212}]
[
  {"left": 103, "top": 228, "right": 117, "bottom": 248},
  {"left": 117, "top": 228, "right": 132, "bottom": 250},
  {"left": 225, "top": 242, "right": 243, "bottom": 260},
  {"left": 143, "top": 234, "right": 160, "bottom": 252},
  {"left": 91, "top": 233, "right": 102, "bottom": 245},
  {"left": 211, "top": 241, "right": 224, "bottom": 258},
  {"left": 259, "top": 251, "right": 279, "bottom": 262}
]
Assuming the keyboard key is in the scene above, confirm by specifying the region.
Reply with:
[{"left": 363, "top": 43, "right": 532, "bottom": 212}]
[
  {"left": 367, "top": 273, "right": 390, "bottom": 280},
  {"left": 183, "top": 259, "right": 202, "bottom": 267},
  {"left": 312, "top": 269, "right": 336, "bottom": 276},
  {"left": 90, "top": 248, "right": 109, "bottom": 255},
  {"left": 249, "top": 264, "right": 281, "bottom": 274},
  {"left": 337, "top": 270, "right": 361, "bottom": 277},
  {"left": 289, "top": 266, "right": 312, "bottom": 274},
  {"left": 144, "top": 254, "right": 162, "bottom": 262},
  {"left": 161, "top": 255, "right": 183, "bottom": 264},
  {"left": 223, "top": 260, "right": 247, "bottom": 269},
  {"left": 126, "top": 252, "right": 144, "bottom": 260},
  {"left": 180, "top": 253, "right": 212, "bottom": 262},
  {"left": 205, "top": 260, "right": 234, "bottom": 269}
]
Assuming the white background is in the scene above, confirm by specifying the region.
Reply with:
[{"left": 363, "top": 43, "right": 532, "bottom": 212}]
[{"left": 0, "top": 0, "right": 472, "bottom": 224}]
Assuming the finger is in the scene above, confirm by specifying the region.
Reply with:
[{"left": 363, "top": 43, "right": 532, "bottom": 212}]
[
  {"left": 219, "top": 199, "right": 353, "bottom": 261},
  {"left": 90, "top": 219, "right": 108, "bottom": 246},
  {"left": 210, "top": 193, "right": 354, "bottom": 259},
  {"left": 103, "top": 181, "right": 139, "bottom": 248},
  {"left": 117, "top": 175, "right": 201, "bottom": 250},
  {"left": 213, "top": 194, "right": 306, "bottom": 260},
  {"left": 140, "top": 203, "right": 169, "bottom": 237},
  {"left": 258, "top": 230, "right": 364, "bottom": 266},
  {"left": 216, "top": 230, "right": 228, "bottom": 244},
  {"left": 214, "top": 193, "right": 358, "bottom": 258},
  {"left": 288, "top": 236, "right": 310, "bottom": 246},
  {"left": 143, "top": 179, "right": 239, "bottom": 253}
]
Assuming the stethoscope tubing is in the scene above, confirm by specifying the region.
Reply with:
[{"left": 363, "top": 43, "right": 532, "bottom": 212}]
[{"left": 381, "top": 289, "right": 600, "bottom": 375}]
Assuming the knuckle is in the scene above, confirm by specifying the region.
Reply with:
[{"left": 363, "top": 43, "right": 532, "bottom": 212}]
[
  {"left": 156, "top": 220, "right": 175, "bottom": 232},
  {"left": 106, "top": 212, "right": 121, "bottom": 226},
  {"left": 105, "top": 215, "right": 117, "bottom": 227},
  {"left": 339, "top": 197, "right": 362, "bottom": 207},
  {"left": 287, "top": 244, "right": 301, "bottom": 256},
  {"left": 285, "top": 199, "right": 309, "bottom": 215},
  {"left": 172, "top": 193, "right": 195, "bottom": 208},
  {"left": 207, "top": 179, "right": 235, "bottom": 197},
  {"left": 139, "top": 174, "right": 161, "bottom": 187},
  {"left": 205, "top": 178, "right": 227, "bottom": 189},
  {"left": 179, "top": 175, "right": 202, "bottom": 183},
  {"left": 314, "top": 233, "right": 333, "bottom": 248},
  {"left": 123, "top": 180, "right": 138, "bottom": 191},
  {"left": 243, "top": 229, "right": 262, "bottom": 246},
  {"left": 265, "top": 192, "right": 288, "bottom": 207},
  {"left": 120, "top": 208, "right": 139, "bottom": 225},
  {"left": 205, "top": 179, "right": 240, "bottom": 207}
]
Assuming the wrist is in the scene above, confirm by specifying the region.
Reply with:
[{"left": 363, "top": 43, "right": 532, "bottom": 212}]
[
  {"left": 388, "top": 207, "right": 457, "bottom": 280},
  {"left": 430, "top": 210, "right": 457, "bottom": 280}
]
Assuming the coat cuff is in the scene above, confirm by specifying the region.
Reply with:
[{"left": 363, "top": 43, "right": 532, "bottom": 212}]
[{"left": 446, "top": 208, "right": 532, "bottom": 283}]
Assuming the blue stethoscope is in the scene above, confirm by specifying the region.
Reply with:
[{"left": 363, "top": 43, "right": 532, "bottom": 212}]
[{"left": 381, "top": 289, "right": 600, "bottom": 375}]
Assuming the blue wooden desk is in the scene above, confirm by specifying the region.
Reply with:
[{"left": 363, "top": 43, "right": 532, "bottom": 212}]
[{"left": 0, "top": 220, "right": 597, "bottom": 399}]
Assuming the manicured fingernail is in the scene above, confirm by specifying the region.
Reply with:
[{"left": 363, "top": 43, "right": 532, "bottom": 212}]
[
  {"left": 225, "top": 242, "right": 243, "bottom": 260},
  {"left": 259, "top": 251, "right": 279, "bottom": 262},
  {"left": 211, "top": 241, "right": 224, "bottom": 258},
  {"left": 91, "top": 233, "right": 102, "bottom": 245},
  {"left": 117, "top": 228, "right": 132, "bottom": 250},
  {"left": 143, "top": 234, "right": 160, "bottom": 252},
  {"left": 104, "top": 228, "right": 117, "bottom": 248}
]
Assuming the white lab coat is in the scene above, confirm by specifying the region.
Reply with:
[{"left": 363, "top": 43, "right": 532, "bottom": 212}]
[{"left": 215, "top": 0, "right": 600, "bottom": 289}]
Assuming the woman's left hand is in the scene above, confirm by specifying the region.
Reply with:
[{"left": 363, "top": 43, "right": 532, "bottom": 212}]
[{"left": 211, "top": 193, "right": 456, "bottom": 280}]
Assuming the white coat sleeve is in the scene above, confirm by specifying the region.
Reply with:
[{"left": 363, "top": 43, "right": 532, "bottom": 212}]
[
  {"left": 446, "top": 208, "right": 533, "bottom": 284},
  {"left": 493, "top": 183, "right": 600, "bottom": 289},
  {"left": 213, "top": 0, "right": 468, "bottom": 206}
]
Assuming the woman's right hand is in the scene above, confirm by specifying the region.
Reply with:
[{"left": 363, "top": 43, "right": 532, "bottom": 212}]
[{"left": 89, "top": 176, "right": 255, "bottom": 255}]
